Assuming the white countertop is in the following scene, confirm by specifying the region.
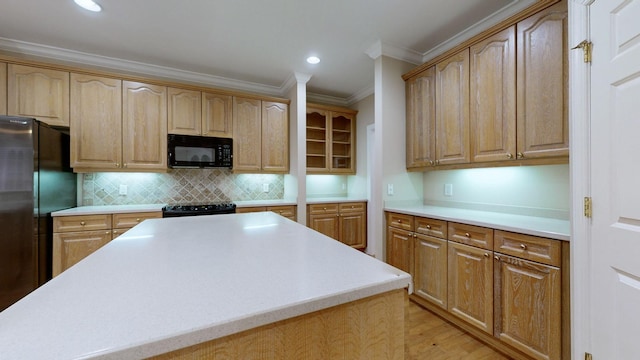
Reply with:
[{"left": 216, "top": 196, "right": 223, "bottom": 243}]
[
  {"left": 52, "top": 204, "right": 166, "bottom": 216},
  {"left": 0, "top": 212, "right": 410, "bottom": 359},
  {"left": 234, "top": 199, "right": 297, "bottom": 207},
  {"left": 384, "top": 203, "right": 570, "bottom": 241},
  {"left": 306, "top": 196, "right": 368, "bottom": 204}
]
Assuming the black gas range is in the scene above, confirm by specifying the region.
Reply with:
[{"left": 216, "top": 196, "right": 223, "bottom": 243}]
[{"left": 162, "top": 203, "right": 236, "bottom": 217}]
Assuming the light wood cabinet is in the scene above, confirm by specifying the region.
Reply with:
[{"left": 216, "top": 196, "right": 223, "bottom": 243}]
[
  {"left": 470, "top": 26, "right": 516, "bottom": 163},
  {"left": 435, "top": 49, "right": 470, "bottom": 166},
  {"left": 70, "top": 73, "right": 122, "bottom": 170},
  {"left": 493, "top": 230, "right": 562, "bottom": 360},
  {"left": 122, "top": 81, "right": 167, "bottom": 171},
  {"left": 233, "top": 97, "right": 288, "bottom": 173},
  {"left": 308, "top": 202, "right": 366, "bottom": 250},
  {"left": 7, "top": 64, "right": 70, "bottom": 127},
  {"left": 0, "top": 62, "right": 6, "bottom": 115},
  {"left": 236, "top": 205, "right": 297, "bottom": 221},
  {"left": 413, "top": 217, "right": 448, "bottom": 309},
  {"left": 53, "top": 211, "right": 161, "bottom": 277},
  {"left": 306, "top": 104, "right": 357, "bottom": 174},
  {"left": 386, "top": 226, "right": 412, "bottom": 274},
  {"left": 406, "top": 66, "right": 436, "bottom": 169},
  {"left": 517, "top": 1, "right": 568, "bottom": 160},
  {"left": 202, "top": 92, "right": 232, "bottom": 138},
  {"left": 168, "top": 87, "right": 201, "bottom": 136}
]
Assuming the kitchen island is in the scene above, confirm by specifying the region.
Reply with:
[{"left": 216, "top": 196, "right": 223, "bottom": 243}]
[{"left": 0, "top": 212, "right": 411, "bottom": 359}]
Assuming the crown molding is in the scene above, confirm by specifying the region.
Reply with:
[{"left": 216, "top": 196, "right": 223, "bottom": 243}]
[
  {"left": 421, "top": 0, "right": 536, "bottom": 63},
  {"left": 364, "top": 40, "right": 422, "bottom": 65},
  {"left": 307, "top": 92, "right": 351, "bottom": 107}
]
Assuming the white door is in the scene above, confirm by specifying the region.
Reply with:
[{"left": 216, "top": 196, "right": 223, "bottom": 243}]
[{"left": 590, "top": 0, "right": 640, "bottom": 358}]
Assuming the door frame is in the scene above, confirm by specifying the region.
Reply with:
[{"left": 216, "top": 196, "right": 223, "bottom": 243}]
[{"left": 568, "top": 0, "right": 594, "bottom": 359}]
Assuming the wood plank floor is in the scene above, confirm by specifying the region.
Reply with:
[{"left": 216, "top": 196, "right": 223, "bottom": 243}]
[{"left": 405, "top": 299, "right": 512, "bottom": 360}]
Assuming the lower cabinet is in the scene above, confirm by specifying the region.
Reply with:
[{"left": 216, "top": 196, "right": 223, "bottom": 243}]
[
  {"left": 308, "top": 202, "right": 367, "bottom": 250},
  {"left": 52, "top": 211, "right": 161, "bottom": 276},
  {"left": 385, "top": 211, "right": 567, "bottom": 360},
  {"left": 236, "top": 205, "right": 297, "bottom": 221}
]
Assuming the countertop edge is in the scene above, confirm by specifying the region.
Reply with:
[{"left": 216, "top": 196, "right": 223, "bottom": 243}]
[{"left": 52, "top": 204, "right": 166, "bottom": 216}]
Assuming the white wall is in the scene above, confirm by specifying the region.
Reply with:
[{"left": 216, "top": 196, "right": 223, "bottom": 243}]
[
  {"left": 423, "top": 164, "right": 570, "bottom": 218},
  {"left": 349, "top": 94, "right": 374, "bottom": 199}
]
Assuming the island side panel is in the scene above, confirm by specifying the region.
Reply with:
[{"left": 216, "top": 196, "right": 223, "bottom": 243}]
[{"left": 150, "top": 289, "right": 405, "bottom": 360}]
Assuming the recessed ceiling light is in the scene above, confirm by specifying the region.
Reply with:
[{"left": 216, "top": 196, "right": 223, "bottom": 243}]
[
  {"left": 74, "top": 0, "right": 102, "bottom": 12},
  {"left": 306, "top": 56, "right": 320, "bottom": 65}
]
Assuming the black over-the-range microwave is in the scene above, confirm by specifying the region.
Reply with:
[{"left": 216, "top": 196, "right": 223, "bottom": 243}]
[{"left": 167, "top": 134, "right": 233, "bottom": 169}]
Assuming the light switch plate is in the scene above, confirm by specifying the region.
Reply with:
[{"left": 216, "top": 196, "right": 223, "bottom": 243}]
[
  {"left": 263, "top": 183, "right": 269, "bottom": 193},
  {"left": 119, "top": 184, "right": 128, "bottom": 196},
  {"left": 387, "top": 184, "right": 394, "bottom": 195}
]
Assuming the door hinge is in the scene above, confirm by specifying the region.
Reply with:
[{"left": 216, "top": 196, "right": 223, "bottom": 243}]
[
  {"left": 572, "top": 40, "right": 593, "bottom": 63},
  {"left": 585, "top": 352, "right": 593, "bottom": 360},
  {"left": 584, "top": 197, "right": 592, "bottom": 218}
]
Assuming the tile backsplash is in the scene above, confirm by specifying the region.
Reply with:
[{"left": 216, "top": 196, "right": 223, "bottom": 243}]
[{"left": 81, "top": 170, "right": 285, "bottom": 205}]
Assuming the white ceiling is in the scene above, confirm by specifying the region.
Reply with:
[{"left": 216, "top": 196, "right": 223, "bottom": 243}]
[{"left": 0, "top": 0, "right": 535, "bottom": 104}]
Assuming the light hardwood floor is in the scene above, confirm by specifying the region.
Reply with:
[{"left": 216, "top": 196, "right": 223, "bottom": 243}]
[{"left": 405, "top": 299, "right": 511, "bottom": 360}]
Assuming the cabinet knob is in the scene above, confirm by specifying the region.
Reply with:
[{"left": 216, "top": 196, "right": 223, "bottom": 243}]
[
  {"left": 115, "top": 162, "right": 120, "bottom": 167},
  {"left": 323, "top": 207, "right": 327, "bottom": 210},
  {"left": 336, "top": 214, "right": 340, "bottom": 217},
  {"left": 426, "top": 225, "right": 431, "bottom": 229},
  {"left": 80, "top": 221, "right": 86, "bottom": 226},
  {"left": 435, "top": 160, "right": 440, "bottom": 165},
  {"left": 494, "top": 255, "right": 500, "bottom": 261},
  {"left": 465, "top": 232, "right": 470, "bottom": 238},
  {"left": 397, "top": 219, "right": 402, "bottom": 223},
  {"left": 136, "top": 218, "right": 141, "bottom": 222},
  {"left": 123, "top": 163, "right": 128, "bottom": 168},
  {"left": 106, "top": 231, "right": 110, "bottom": 235},
  {"left": 517, "top": 152, "right": 524, "bottom": 159},
  {"left": 413, "top": 234, "right": 417, "bottom": 238},
  {"left": 429, "top": 160, "right": 434, "bottom": 166},
  {"left": 520, "top": 244, "right": 527, "bottom": 250},
  {"left": 506, "top": 153, "right": 513, "bottom": 159},
  {"left": 484, "top": 253, "right": 490, "bottom": 258}
]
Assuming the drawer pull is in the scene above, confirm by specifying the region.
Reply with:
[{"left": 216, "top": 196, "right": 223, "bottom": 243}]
[
  {"left": 413, "top": 234, "right": 417, "bottom": 238},
  {"left": 323, "top": 207, "right": 327, "bottom": 210},
  {"left": 464, "top": 232, "right": 470, "bottom": 238},
  {"left": 136, "top": 218, "right": 141, "bottom": 222},
  {"left": 106, "top": 231, "right": 110, "bottom": 235},
  {"left": 397, "top": 219, "right": 402, "bottom": 223},
  {"left": 80, "top": 221, "right": 86, "bottom": 226},
  {"left": 426, "top": 225, "right": 431, "bottom": 229},
  {"left": 520, "top": 244, "right": 527, "bottom": 250}
]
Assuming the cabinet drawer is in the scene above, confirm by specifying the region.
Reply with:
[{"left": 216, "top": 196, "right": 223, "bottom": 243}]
[
  {"left": 386, "top": 212, "right": 414, "bottom": 231},
  {"left": 112, "top": 211, "right": 162, "bottom": 229},
  {"left": 236, "top": 206, "right": 267, "bottom": 213},
  {"left": 308, "top": 203, "right": 339, "bottom": 214},
  {"left": 494, "top": 230, "right": 561, "bottom": 267},
  {"left": 53, "top": 214, "right": 111, "bottom": 233},
  {"left": 339, "top": 202, "right": 366, "bottom": 213},
  {"left": 415, "top": 217, "right": 447, "bottom": 238},
  {"left": 267, "top": 205, "right": 296, "bottom": 218},
  {"left": 448, "top": 222, "right": 493, "bottom": 250}
]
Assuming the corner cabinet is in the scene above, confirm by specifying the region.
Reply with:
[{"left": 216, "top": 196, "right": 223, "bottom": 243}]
[
  {"left": 385, "top": 211, "right": 568, "bottom": 360},
  {"left": 233, "top": 97, "right": 288, "bottom": 173},
  {"left": 0, "top": 63, "right": 6, "bottom": 115},
  {"left": 7, "top": 64, "right": 70, "bottom": 127},
  {"left": 306, "top": 103, "right": 357, "bottom": 174}
]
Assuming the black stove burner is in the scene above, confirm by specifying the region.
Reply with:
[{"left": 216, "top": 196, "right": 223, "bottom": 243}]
[{"left": 162, "top": 203, "right": 236, "bottom": 217}]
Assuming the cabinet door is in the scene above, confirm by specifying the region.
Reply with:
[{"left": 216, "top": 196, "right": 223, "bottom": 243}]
[
  {"left": 339, "top": 203, "right": 366, "bottom": 249},
  {"left": 8, "top": 64, "right": 70, "bottom": 127},
  {"left": 494, "top": 254, "right": 561, "bottom": 360},
  {"left": 202, "top": 92, "right": 232, "bottom": 138},
  {"left": 516, "top": 1, "right": 568, "bottom": 159},
  {"left": 330, "top": 111, "right": 355, "bottom": 173},
  {"left": 470, "top": 26, "right": 516, "bottom": 163},
  {"left": 386, "top": 226, "right": 412, "bottom": 274},
  {"left": 406, "top": 66, "right": 436, "bottom": 169},
  {"left": 52, "top": 230, "right": 112, "bottom": 277},
  {"left": 262, "top": 101, "right": 289, "bottom": 173},
  {"left": 309, "top": 213, "right": 340, "bottom": 241},
  {"left": 306, "top": 108, "right": 329, "bottom": 172},
  {"left": 414, "top": 234, "right": 447, "bottom": 309},
  {"left": 436, "top": 48, "right": 470, "bottom": 165},
  {"left": 122, "top": 81, "right": 167, "bottom": 170},
  {"left": 168, "top": 87, "right": 201, "bottom": 136},
  {"left": 70, "top": 73, "right": 122, "bottom": 170},
  {"left": 233, "top": 97, "right": 262, "bottom": 172},
  {"left": 0, "top": 63, "right": 6, "bottom": 115},
  {"left": 448, "top": 241, "right": 493, "bottom": 334}
]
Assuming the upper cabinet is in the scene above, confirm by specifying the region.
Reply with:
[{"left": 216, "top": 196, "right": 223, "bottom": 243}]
[
  {"left": 404, "top": 0, "right": 568, "bottom": 170},
  {"left": 306, "top": 103, "right": 357, "bottom": 174},
  {"left": 7, "top": 64, "right": 70, "bottom": 127},
  {"left": 435, "top": 49, "right": 470, "bottom": 166},
  {"left": 516, "top": 1, "right": 568, "bottom": 159},
  {"left": 406, "top": 66, "right": 436, "bottom": 169},
  {"left": 470, "top": 26, "right": 516, "bottom": 163},
  {"left": 167, "top": 87, "right": 201, "bottom": 136},
  {"left": 202, "top": 92, "right": 233, "bottom": 138},
  {"left": 0, "top": 63, "right": 6, "bottom": 115},
  {"left": 233, "top": 97, "right": 289, "bottom": 173},
  {"left": 70, "top": 74, "right": 167, "bottom": 172}
]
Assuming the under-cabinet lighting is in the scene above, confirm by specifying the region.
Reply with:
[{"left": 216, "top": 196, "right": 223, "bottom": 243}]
[{"left": 74, "top": 0, "right": 102, "bottom": 12}]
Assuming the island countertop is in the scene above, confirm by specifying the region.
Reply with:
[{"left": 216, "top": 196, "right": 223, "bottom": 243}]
[{"left": 0, "top": 212, "right": 410, "bottom": 359}]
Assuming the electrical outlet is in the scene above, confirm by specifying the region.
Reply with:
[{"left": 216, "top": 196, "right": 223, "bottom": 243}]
[
  {"left": 119, "top": 184, "right": 128, "bottom": 196},
  {"left": 263, "top": 183, "right": 269, "bottom": 193},
  {"left": 387, "top": 183, "right": 394, "bottom": 196},
  {"left": 444, "top": 183, "right": 453, "bottom": 197}
]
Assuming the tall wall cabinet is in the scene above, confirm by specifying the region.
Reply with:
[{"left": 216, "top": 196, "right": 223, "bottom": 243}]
[
  {"left": 306, "top": 103, "right": 357, "bottom": 174},
  {"left": 405, "top": 0, "right": 568, "bottom": 170}
]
